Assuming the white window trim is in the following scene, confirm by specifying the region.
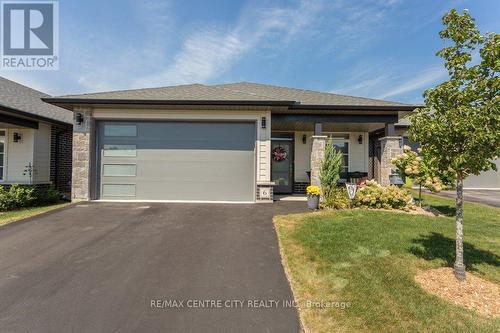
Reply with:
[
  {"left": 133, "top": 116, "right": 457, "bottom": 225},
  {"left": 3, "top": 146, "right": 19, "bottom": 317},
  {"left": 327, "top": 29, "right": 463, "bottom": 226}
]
[
  {"left": 324, "top": 132, "right": 350, "bottom": 174},
  {"left": 0, "top": 129, "right": 7, "bottom": 182}
]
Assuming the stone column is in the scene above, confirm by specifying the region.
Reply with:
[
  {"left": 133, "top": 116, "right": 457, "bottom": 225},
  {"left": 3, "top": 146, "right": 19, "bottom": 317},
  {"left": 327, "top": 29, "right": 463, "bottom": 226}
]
[
  {"left": 379, "top": 136, "right": 402, "bottom": 186},
  {"left": 72, "top": 107, "right": 94, "bottom": 201},
  {"left": 310, "top": 135, "right": 327, "bottom": 186}
]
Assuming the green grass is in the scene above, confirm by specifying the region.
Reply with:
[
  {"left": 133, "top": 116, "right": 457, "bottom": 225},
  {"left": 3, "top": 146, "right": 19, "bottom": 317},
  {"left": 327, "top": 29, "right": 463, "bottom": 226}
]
[
  {"left": 0, "top": 202, "right": 71, "bottom": 227},
  {"left": 274, "top": 192, "right": 500, "bottom": 332}
]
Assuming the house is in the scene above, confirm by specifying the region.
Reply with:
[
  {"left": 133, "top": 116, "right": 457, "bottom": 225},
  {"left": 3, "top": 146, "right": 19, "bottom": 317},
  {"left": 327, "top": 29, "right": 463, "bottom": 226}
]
[
  {"left": 44, "top": 82, "right": 423, "bottom": 202},
  {"left": 394, "top": 118, "right": 500, "bottom": 189},
  {"left": 0, "top": 76, "right": 73, "bottom": 194}
]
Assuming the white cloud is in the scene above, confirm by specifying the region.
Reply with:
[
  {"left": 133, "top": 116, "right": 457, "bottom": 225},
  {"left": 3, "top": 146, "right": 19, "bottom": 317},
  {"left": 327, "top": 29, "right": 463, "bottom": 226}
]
[
  {"left": 377, "top": 67, "right": 447, "bottom": 99},
  {"left": 132, "top": 0, "right": 326, "bottom": 88}
]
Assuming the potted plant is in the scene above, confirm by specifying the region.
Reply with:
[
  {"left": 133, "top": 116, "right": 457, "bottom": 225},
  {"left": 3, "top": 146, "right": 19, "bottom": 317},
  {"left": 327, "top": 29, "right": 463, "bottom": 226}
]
[{"left": 306, "top": 185, "right": 321, "bottom": 210}]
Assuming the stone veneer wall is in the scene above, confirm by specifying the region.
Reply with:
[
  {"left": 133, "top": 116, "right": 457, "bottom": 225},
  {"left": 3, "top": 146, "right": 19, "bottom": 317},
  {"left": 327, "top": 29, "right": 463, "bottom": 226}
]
[
  {"left": 379, "top": 136, "right": 402, "bottom": 186},
  {"left": 72, "top": 108, "right": 94, "bottom": 201},
  {"left": 310, "top": 136, "right": 327, "bottom": 186}
]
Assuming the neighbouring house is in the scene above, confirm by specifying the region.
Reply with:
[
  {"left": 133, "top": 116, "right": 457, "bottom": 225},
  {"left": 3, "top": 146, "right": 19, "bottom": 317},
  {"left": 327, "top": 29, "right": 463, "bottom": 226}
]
[
  {"left": 393, "top": 117, "right": 500, "bottom": 189},
  {"left": 0, "top": 76, "right": 73, "bottom": 195},
  {"left": 44, "top": 82, "right": 420, "bottom": 203}
]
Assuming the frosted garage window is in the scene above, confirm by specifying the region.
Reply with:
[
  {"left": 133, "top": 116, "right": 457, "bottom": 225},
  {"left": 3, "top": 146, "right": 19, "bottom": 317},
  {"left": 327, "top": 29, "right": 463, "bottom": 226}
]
[
  {"left": 102, "top": 184, "right": 136, "bottom": 197},
  {"left": 104, "top": 124, "right": 137, "bottom": 137},
  {"left": 103, "top": 164, "right": 136, "bottom": 177},
  {"left": 103, "top": 144, "right": 136, "bottom": 157}
]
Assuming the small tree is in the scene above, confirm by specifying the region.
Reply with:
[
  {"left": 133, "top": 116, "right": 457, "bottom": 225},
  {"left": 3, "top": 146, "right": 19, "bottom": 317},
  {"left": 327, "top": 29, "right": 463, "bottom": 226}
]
[
  {"left": 392, "top": 145, "right": 455, "bottom": 205},
  {"left": 409, "top": 9, "right": 500, "bottom": 280},
  {"left": 319, "top": 140, "right": 343, "bottom": 199}
]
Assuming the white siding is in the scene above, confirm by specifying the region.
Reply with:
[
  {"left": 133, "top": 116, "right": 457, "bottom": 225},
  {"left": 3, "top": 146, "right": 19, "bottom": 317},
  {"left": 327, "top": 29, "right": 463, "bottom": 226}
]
[
  {"left": 33, "top": 123, "right": 51, "bottom": 182},
  {"left": 4, "top": 128, "right": 35, "bottom": 183},
  {"left": 294, "top": 131, "right": 313, "bottom": 182},
  {"left": 348, "top": 132, "right": 368, "bottom": 173}
]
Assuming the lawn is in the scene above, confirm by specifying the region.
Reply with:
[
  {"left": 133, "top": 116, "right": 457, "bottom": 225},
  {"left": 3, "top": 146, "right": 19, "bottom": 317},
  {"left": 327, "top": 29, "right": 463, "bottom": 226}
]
[
  {"left": 0, "top": 203, "right": 71, "bottom": 227},
  {"left": 274, "top": 192, "right": 500, "bottom": 332}
]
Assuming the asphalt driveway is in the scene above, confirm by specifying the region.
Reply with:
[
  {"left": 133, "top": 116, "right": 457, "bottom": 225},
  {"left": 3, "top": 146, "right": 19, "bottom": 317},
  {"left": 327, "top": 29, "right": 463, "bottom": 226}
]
[{"left": 0, "top": 202, "right": 306, "bottom": 333}]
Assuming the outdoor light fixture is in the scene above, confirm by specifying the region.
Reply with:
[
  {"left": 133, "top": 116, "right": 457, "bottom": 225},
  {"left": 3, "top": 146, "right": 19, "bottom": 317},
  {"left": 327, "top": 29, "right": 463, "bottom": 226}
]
[
  {"left": 358, "top": 135, "right": 363, "bottom": 144},
  {"left": 75, "top": 113, "right": 84, "bottom": 125},
  {"left": 13, "top": 132, "right": 22, "bottom": 142},
  {"left": 261, "top": 116, "right": 266, "bottom": 129},
  {"left": 302, "top": 134, "right": 307, "bottom": 144}
]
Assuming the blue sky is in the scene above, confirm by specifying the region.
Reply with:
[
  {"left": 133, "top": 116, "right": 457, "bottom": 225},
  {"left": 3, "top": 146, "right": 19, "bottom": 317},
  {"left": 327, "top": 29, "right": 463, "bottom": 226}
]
[{"left": 2, "top": 0, "right": 499, "bottom": 103}]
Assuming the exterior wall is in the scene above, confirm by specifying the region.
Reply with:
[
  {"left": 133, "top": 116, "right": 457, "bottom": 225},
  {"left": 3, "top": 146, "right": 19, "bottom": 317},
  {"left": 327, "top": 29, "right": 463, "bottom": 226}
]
[
  {"left": 379, "top": 137, "right": 402, "bottom": 186},
  {"left": 292, "top": 131, "right": 369, "bottom": 184},
  {"left": 74, "top": 108, "right": 273, "bottom": 202},
  {"left": 293, "top": 131, "right": 312, "bottom": 182},
  {"left": 72, "top": 108, "right": 94, "bottom": 201},
  {"left": 50, "top": 123, "right": 73, "bottom": 194},
  {"left": 4, "top": 128, "right": 35, "bottom": 183},
  {"left": 348, "top": 132, "right": 368, "bottom": 173},
  {"left": 464, "top": 159, "right": 500, "bottom": 189},
  {"left": 33, "top": 123, "right": 51, "bottom": 183}
]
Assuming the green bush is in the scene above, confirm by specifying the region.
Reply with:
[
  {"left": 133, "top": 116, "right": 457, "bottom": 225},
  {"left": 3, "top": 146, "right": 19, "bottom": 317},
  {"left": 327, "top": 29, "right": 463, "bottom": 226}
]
[
  {"left": 34, "top": 186, "right": 63, "bottom": 205},
  {"left": 0, "top": 185, "right": 62, "bottom": 211},
  {"left": 320, "top": 140, "right": 343, "bottom": 199},
  {"left": 353, "top": 180, "right": 415, "bottom": 211},
  {"left": 321, "top": 187, "right": 352, "bottom": 209},
  {"left": 8, "top": 184, "right": 36, "bottom": 208}
]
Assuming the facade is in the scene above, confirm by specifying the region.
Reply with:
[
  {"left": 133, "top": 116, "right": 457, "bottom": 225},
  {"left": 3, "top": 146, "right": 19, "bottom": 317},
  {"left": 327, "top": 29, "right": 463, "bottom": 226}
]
[
  {"left": 0, "top": 77, "right": 73, "bottom": 194},
  {"left": 45, "top": 82, "right": 418, "bottom": 203}
]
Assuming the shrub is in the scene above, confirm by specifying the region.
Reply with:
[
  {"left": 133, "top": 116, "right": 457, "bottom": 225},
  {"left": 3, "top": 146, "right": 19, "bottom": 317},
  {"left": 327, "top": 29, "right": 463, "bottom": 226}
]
[
  {"left": 34, "top": 186, "right": 63, "bottom": 205},
  {"left": 0, "top": 186, "right": 13, "bottom": 211},
  {"left": 0, "top": 185, "right": 63, "bottom": 211},
  {"left": 321, "top": 187, "right": 352, "bottom": 209},
  {"left": 319, "top": 140, "right": 343, "bottom": 199},
  {"left": 8, "top": 184, "right": 36, "bottom": 208},
  {"left": 354, "top": 180, "right": 415, "bottom": 211}
]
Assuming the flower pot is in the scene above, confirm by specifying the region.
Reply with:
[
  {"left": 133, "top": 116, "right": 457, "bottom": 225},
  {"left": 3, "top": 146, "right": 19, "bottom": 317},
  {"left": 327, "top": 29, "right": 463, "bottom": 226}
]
[{"left": 307, "top": 195, "right": 320, "bottom": 210}]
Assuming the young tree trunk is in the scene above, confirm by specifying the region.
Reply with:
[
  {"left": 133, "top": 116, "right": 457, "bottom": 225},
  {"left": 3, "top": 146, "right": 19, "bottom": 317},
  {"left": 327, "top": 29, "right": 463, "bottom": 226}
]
[
  {"left": 454, "top": 171, "right": 466, "bottom": 280},
  {"left": 418, "top": 185, "right": 422, "bottom": 207}
]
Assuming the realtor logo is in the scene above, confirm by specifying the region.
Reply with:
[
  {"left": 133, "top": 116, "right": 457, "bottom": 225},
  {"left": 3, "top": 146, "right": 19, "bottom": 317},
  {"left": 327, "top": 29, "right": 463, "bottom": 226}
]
[{"left": 1, "top": 1, "right": 58, "bottom": 70}]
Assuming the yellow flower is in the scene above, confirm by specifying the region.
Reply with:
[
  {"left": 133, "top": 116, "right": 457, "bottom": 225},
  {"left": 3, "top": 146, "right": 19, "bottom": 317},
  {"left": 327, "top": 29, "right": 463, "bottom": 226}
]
[{"left": 306, "top": 185, "right": 321, "bottom": 196}]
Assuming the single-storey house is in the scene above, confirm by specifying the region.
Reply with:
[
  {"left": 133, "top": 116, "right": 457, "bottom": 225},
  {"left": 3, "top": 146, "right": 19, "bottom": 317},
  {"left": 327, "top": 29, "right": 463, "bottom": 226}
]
[
  {"left": 44, "top": 82, "right": 417, "bottom": 202},
  {"left": 0, "top": 76, "right": 73, "bottom": 194},
  {"left": 43, "top": 82, "right": 499, "bottom": 203}
]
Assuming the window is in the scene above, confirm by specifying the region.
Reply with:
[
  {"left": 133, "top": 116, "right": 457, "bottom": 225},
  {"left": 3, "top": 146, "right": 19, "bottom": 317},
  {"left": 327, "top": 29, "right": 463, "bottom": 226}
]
[
  {"left": 102, "top": 184, "right": 136, "bottom": 197},
  {"left": 103, "top": 144, "right": 136, "bottom": 157},
  {"left": 103, "top": 164, "right": 136, "bottom": 177},
  {"left": 0, "top": 130, "right": 5, "bottom": 181},
  {"left": 327, "top": 133, "right": 349, "bottom": 176},
  {"left": 104, "top": 124, "right": 137, "bottom": 137}
]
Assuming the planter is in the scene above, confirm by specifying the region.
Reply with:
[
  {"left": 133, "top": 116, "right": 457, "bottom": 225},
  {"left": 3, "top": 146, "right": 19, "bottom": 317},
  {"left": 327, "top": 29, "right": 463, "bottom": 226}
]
[{"left": 307, "top": 195, "right": 320, "bottom": 210}]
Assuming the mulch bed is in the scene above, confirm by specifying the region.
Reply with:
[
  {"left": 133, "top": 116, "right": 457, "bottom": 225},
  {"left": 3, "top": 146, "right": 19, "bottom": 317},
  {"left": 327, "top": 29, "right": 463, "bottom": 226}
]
[{"left": 415, "top": 267, "right": 500, "bottom": 318}]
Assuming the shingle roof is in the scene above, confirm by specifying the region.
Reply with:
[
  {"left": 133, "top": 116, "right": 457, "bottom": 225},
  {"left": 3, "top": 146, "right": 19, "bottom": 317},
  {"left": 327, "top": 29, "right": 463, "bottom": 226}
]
[
  {"left": 214, "top": 82, "right": 410, "bottom": 107},
  {"left": 0, "top": 76, "right": 72, "bottom": 124},
  {"left": 48, "top": 82, "right": 413, "bottom": 108}
]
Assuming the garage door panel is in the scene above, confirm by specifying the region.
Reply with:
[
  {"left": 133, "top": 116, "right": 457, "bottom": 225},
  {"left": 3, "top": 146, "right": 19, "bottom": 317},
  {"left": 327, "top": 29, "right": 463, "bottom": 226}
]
[{"left": 98, "top": 121, "right": 256, "bottom": 201}]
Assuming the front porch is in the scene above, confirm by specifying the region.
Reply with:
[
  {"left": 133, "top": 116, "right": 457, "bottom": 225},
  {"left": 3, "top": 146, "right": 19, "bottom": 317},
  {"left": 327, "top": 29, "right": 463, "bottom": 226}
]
[{"left": 270, "top": 113, "right": 403, "bottom": 195}]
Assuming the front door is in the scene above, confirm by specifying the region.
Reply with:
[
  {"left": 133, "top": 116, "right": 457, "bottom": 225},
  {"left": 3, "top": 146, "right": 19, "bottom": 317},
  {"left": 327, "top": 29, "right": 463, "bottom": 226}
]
[{"left": 271, "top": 139, "right": 293, "bottom": 193}]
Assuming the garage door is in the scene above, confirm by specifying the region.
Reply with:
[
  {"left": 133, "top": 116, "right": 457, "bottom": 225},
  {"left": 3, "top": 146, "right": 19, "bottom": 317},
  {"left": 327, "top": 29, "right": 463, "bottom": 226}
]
[{"left": 97, "top": 121, "right": 256, "bottom": 201}]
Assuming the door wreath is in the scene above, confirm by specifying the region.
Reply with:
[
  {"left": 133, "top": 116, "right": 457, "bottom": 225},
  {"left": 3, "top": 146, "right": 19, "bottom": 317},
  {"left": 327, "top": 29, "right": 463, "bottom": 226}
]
[{"left": 272, "top": 146, "right": 287, "bottom": 162}]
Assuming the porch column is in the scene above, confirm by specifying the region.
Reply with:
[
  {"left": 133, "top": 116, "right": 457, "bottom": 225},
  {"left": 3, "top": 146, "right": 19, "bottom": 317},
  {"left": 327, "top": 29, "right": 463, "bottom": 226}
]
[
  {"left": 72, "top": 107, "right": 94, "bottom": 201},
  {"left": 310, "top": 123, "right": 327, "bottom": 186},
  {"left": 379, "top": 124, "right": 402, "bottom": 186}
]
